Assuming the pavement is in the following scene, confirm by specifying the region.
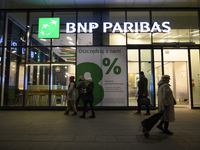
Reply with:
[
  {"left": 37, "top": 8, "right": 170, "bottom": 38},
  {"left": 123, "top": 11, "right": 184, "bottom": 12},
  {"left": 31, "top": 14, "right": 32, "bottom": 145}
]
[{"left": 0, "top": 105, "right": 200, "bottom": 150}]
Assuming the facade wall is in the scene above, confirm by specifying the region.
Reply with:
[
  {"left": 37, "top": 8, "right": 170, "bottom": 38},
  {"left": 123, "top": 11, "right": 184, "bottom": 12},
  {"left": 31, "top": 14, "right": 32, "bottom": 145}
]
[{"left": 0, "top": 9, "right": 200, "bottom": 108}]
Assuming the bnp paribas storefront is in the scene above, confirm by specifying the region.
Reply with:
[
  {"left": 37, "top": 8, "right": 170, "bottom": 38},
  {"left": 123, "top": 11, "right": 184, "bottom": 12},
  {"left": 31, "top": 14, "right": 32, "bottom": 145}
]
[{"left": 0, "top": 8, "right": 200, "bottom": 109}]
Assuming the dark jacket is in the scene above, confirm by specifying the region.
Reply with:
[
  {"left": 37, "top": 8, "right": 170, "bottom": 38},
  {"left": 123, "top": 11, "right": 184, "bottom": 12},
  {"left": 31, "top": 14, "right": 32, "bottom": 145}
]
[
  {"left": 85, "top": 82, "right": 94, "bottom": 101},
  {"left": 137, "top": 75, "right": 148, "bottom": 96},
  {"left": 76, "top": 80, "right": 86, "bottom": 95}
]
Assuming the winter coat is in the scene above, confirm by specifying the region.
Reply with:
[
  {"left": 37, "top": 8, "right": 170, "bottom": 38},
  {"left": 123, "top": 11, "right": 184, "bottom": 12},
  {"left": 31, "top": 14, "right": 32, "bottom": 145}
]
[
  {"left": 76, "top": 80, "right": 86, "bottom": 95},
  {"left": 85, "top": 82, "right": 94, "bottom": 102},
  {"left": 157, "top": 79, "right": 175, "bottom": 122},
  {"left": 66, "top": 81, "right": 76, "bottom": 101},
  {"left": 137, "top": 75, "right": 148, "bottom": 96}
]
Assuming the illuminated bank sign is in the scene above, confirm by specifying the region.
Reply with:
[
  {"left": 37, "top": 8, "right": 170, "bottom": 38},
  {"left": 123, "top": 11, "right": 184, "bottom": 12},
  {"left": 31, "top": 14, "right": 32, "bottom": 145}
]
[
  {"left": 38, "top": 18, "right": 171, "bottom": 38},
  {"left": 66, "top": 21, "right": 171, "bottom": 33},
  {"left": 38, "top": 18, "right": 60, "bottom": 38}
]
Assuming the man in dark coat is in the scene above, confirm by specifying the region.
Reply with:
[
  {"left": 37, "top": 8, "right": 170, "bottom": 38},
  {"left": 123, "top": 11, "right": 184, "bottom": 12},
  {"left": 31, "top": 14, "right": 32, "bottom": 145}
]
[{"left": 135, "top": 71, "right": 150, "bottom": 115}]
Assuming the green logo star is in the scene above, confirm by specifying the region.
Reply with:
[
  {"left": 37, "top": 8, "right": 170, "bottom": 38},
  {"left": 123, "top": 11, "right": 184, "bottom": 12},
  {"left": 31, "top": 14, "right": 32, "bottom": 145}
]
[{"left": 38, "top": 18, "right": 60, "bottom": 38}]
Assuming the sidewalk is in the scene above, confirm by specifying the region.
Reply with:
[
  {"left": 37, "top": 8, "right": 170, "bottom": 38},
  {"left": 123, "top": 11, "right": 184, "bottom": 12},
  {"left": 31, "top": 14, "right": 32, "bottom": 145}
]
[{"left": 0, "top": 106, "right": 200, "bottom": 150}]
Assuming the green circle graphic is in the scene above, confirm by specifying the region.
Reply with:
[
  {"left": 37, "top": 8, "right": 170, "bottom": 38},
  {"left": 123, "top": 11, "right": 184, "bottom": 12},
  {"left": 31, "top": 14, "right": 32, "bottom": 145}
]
[{"left": 77, "top": 62, "right": 104, "bottom": 106}]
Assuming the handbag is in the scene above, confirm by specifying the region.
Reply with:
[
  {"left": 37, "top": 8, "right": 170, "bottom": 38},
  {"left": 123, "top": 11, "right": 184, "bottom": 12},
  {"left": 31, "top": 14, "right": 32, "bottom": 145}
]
[{"left": 140, "top": 98, "right": 150, "bottom": 105}]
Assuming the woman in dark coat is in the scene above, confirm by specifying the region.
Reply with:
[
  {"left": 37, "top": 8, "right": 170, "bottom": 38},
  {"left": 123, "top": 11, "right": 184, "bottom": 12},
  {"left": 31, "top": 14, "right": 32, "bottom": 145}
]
[
  {"left": 76, "top": 76, "right": 86, "bottom": 109},
  {"left": 79, "top": 77, "right": 95, "bottom": 118}
]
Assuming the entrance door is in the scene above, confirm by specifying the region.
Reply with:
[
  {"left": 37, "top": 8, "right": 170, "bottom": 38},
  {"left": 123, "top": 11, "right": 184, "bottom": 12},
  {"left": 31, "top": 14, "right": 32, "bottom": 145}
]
[{"left": 163, "top": 49, "right": 190, "bottom": 105}]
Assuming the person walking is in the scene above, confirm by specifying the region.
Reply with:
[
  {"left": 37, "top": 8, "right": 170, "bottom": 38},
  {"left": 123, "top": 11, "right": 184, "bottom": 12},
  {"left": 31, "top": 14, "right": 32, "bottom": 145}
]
[
  {"left": 79, "top": 77, "right": 95, "bottom": 118},
  {"left": 64, "top": 76, "right": 77, "bottom": 116},
  {"left": 135, "top": 71, "right": 150, "bottom": 115},
  {"left": 76, "top": 76, "right": 86, "bottom": 109},
  {"left": 156, "top": 75, "right": 175, "bottom": 135}
]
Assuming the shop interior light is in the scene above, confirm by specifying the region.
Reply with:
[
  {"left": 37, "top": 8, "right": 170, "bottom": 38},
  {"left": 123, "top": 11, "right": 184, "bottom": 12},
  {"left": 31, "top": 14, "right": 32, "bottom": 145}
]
[
  {"left": 192, "top": 34, "right": 199, "bottom": 37},
  {"left": 67, "top": 36, "right": 72, "bottom": 40},
  {"left": 152, "top": 33, "right": 159, "bottom": 36},
  {"left": 172, "top": 35, "right": 182, "bottom": 38},
  {"left": 163, "top": 32, "right": 171, "bottom": 36},
  {"left": 136, "top": 35, "right": 141, "bottom": 39},
  {"left": 190, "top": 30, "right": 199, "bottom": 34},
  {"left": 69, "top": 41, "right": 74, "bottom": 45},
  {"left": 164, "top": 35, "right": 172, "bottom": 38},
  {"left": 71, "top": 47, "right": 76, "bottom": 49},
  {"left": 40, "top": 39, "right": 47, "bottom": 41}
]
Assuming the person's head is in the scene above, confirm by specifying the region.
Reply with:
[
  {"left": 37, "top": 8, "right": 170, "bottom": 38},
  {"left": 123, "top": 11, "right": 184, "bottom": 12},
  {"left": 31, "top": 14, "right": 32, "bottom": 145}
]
[
  {"left": 139, "top": 71, "right": 144, "bottom": 78},
  {"left": 161, "top": 75, "right": 170, "bottom": 83},
  {"left": 69, "top": 76, "right": 75, "bottom": 81},
  {"left": 86, "top": 77, "right": 92, "bottom": 84},
  {"left": 79, "top": 76, "right": 84, "bottom": 81}
]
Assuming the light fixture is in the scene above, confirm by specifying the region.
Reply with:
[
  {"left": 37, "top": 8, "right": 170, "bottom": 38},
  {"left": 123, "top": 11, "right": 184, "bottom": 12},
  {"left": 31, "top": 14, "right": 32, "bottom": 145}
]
[
  {"left": 192, "top": 34, "right": 199, "bottom": 37},
  {"left": 172, "top": 35, "right": 182, "bottom": 38},
  {"left": 67, "top": 36, "right": 72, "bottom": 40},
  {"left": 190, "top": 30, "right": 199, "bottom": 34},
  {"left": 136, "top": 35, "right": 141, "bottom": 39},
  {"left": 40, "top": 39, "right": 47, "bottom": 41},
  {"left": 69, "top": 41, "right": 74, "bottom": 45}
]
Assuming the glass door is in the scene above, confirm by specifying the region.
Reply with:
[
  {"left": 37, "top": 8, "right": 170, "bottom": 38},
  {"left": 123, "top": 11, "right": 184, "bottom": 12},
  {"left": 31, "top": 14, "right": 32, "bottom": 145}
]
[{"left": 163, "top": 49, "right": 190, "bottom": 105}]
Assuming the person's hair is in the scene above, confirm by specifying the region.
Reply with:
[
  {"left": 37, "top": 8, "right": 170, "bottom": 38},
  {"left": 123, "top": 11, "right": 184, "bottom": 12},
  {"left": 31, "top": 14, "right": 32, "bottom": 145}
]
[
  {"left": 86, "top": 77, "right": 92, "bottom": 82},
  {"left": 79, "top": 76, "right": 84, "bottom": 80},
  {"left": 161, "top": 75, "right": 170, "bottom": 82},
  {"left": 70, "top": 76, "right": 75, "bottom": 80},
  {"left": 139, "top": 71, "right": 144, "bottom": 75}
]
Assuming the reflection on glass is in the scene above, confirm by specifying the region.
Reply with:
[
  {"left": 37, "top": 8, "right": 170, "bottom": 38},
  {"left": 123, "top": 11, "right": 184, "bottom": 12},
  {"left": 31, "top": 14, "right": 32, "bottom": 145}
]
[
  {"left": 128, "top": 49, "right": 139, "bottom": 106},
  {"left": 154, "top": 50, "right": 162, "bottom": 107},
  {"left": 164, "top": 49, "right": 189, "bottom": 105},
  {"left": 53, "top": 47, "right": 76, "bottom": 62},
  {"left": 26, "top": 64, "right": 50, "bottom": 106},
  {"left": 152, "top": 11, "right": 199, "bottom": 44},
  {"left": 190, "top": 50, "right": 200, "bottom": 107},
  {"left": 51, "top": 64, "right": 75, "bottom": 106}
]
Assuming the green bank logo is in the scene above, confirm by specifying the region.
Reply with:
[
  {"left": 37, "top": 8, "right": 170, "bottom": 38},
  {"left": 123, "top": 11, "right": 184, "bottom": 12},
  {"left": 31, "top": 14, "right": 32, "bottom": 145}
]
[{"left": 38, "top": 18, "right": 60, "bottom": 39}]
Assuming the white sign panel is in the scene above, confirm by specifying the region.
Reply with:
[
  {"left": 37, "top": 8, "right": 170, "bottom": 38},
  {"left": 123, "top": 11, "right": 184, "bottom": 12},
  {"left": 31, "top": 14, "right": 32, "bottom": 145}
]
[{"left": 77, "top": 47, "right": 127, "bottom": 106}]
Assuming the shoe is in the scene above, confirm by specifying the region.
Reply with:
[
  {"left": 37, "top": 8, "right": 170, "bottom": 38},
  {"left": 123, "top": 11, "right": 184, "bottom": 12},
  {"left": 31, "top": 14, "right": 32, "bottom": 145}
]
[
  {"left": 157, "top": 125, "right": 163, "bottom": 131},
  {"left": 142, "top": 128, "right": 149, "bottom": 138},
  {"left": 71, "top": 112, "right": 77, "bottom": 116},
  {"left": 163, "top": 130, "right": 173, "bottom": 135},
  {"left": 89, "top": 115, "right": 95, "bottom": 118},
  {"left": 143, "top": 113, "right": 150, "bottom": 115},
  {"left": 134, "top": 111, "right": 141, "bottom": 114},
  {"left": 79, "top": 115, "right": 85, "bottom": 118},
  {"left": 64, "top": 111, "right": 69, "bottom": 115}
]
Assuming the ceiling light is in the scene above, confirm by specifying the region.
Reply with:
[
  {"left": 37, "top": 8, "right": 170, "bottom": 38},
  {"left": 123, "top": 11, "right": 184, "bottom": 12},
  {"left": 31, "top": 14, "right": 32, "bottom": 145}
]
[
  {"left": 69, "top": 41, "right": 74, "bottom": 45},
  {"left": 190, "top": 30, "right": 199, "bottom": 34},
  {"left": 192, "top": 34, "right": 199, "bottom": 37},
  {"left": 67, "top": 36, "right": 72, "bottom": 40},
  {"left": 71, "top": 47, "right": 76, "bottom": 49},
  {"left": 40, "top": 39, "right": 46, "bottom": 41},
  {"left": 172, "top": 35, "right": 182, "bottom": 38},
  {"left": 136, "top": 35, "right": 141, "bottom": 39}
]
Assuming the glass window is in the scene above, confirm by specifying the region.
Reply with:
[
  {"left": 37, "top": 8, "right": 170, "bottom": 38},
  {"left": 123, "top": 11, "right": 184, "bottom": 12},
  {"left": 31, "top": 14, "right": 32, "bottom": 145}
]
[
  {"left": 30, "top": 12, "right": 51, "bottom": 46},
  {"left": 127, "top": 11, "right": 151, "bottom": 44},
  {"left": 128, "top": 49, "right": 139, "bottom": 106},
  {"left": 190, "top": 49, "right": 200, "bottom": 107},
  {"left": 53, "top": 47, "right": 76, "bottom": 63},
  {"left": 29, "top": 47, "right": 50, "bottom": 63},
  {"left": 102, "top": 11, "right": 126, "bottom": 45},
  {"left": 154, "top": 49, "right": 162, "bottom": 107},
  {"left": 140, "top": 49, "right": 153, "bottom": 104},
  {"left": 26, "top": 64, "right": 50, "bottom": 106},
  {"left": 77, "top": 11, "right": 102, "bottom": 46},
  {"left": 152, "top": 11, "right": 199, "bottom": 44},
  {"left": 53, "top": 11, "right": 76, "bottom": 46},
  {"left": 164, "top": 49, "right": 189, "bottom": 105},
  {"left": 51, "top": 63, "right": 75, "bottom": 106}
]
